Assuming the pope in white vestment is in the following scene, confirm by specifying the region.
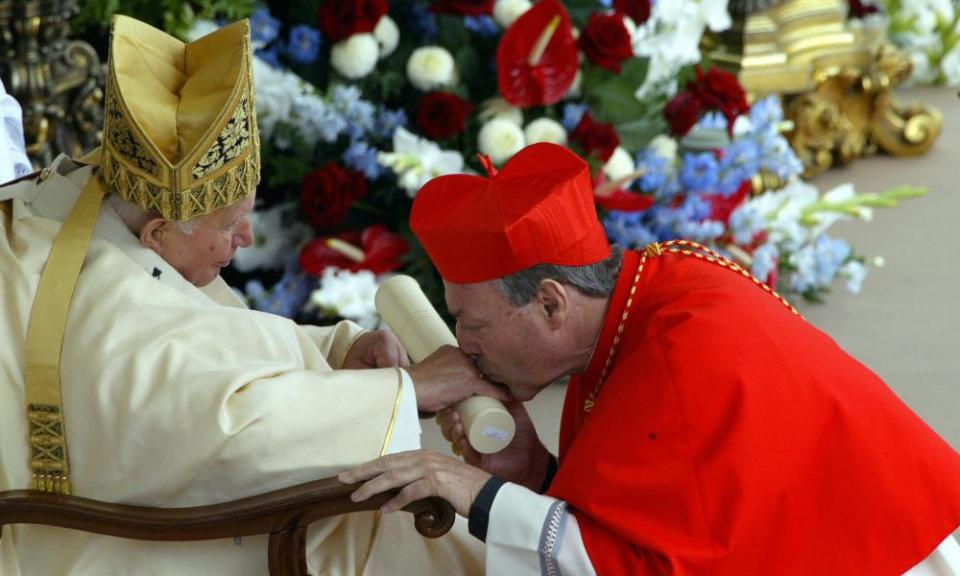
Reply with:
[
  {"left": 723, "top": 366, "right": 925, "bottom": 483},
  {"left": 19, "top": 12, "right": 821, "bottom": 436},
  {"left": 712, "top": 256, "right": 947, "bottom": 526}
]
[{"left": 0, "top": 15, "right": 483, "bottom": 575}]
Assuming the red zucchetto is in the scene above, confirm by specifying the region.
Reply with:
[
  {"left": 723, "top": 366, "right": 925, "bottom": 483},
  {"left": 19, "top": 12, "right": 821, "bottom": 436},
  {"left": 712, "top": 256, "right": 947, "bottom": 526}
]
[{"left": 410, "top": 143, "right": 611, "bottom": 283}]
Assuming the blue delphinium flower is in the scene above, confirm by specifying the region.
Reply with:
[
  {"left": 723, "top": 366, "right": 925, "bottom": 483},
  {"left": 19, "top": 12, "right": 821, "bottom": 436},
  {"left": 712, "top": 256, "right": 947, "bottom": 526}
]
[
  {"left": 749, "top": 96, "right": 784, "bottom": 130},
  {"left": 677, "top": 219, "right": 725, "bottom": 243},
  {"left": 255, "top": 46, "right": 282, "bottom": 68},
  {"left": 839, "top": 260, "right": 867, "bottom": 294},
  {"left": 717, "top": 139, "right": 761, "bottom": 196},
  {"left": 464, "top": 15, "right": 499, "bottom": 37},
  {"left": 293, "top": 96, "right": 347, "bottom": 144},
  {"left": 561, "top": 103, "right": 589, "bottom": 131},
  {"left": 757, "top": 131, "right": 804, "bottom": 180},
  {"left": 728, "top": 203, "right": 766, "bottom": 244},
  {"left": 244, "top": 268, "right": 315, "bottom": 319},
  {"left": 286, "top": 25, "right": 322, "bottom": 65},
  {"left": 751, "top": 243, "right": 779, "bottom": 282},
  {"left": 343, "top": 140, "right": 384, "bottom": 180},
  {"left": 406, "top": 2, "right": 438, "bottom": 41},
  {"left": 250, "top": 8, "right": 281, "bottom": 46},
  {"left": 698, "top": 111, "right": 728, "bottom": 132},
  {"left": 331, "top": 85, "right": 376, "bottom": 139},
  {"left": 375, "top": 108, "right": 408, "bottom": 139},
  {"left": 604, "top": 211, "right": 657, "bottom": 248},
  {"left": 679, "top": 152, "right": 719, "bottom": 193},
  {"left": 812, "top": 234, "right": 851, "bottom": 286},
  {"left": 635, "top": 151, "right": 674, "bottom": 196}
]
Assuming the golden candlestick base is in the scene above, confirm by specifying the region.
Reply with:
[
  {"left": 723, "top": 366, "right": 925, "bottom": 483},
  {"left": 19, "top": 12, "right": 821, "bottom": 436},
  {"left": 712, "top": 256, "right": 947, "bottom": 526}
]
[{"left": 709, "top": 0, "right": 943, "bottom": 177}]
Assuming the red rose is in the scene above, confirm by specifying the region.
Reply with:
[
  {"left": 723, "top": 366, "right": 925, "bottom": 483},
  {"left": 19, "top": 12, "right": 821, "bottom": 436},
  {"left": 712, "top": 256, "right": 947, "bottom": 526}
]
[
  {"left": 578, "top": 12, "right": 634, "bottom": 73},
  {"left": 431, "top": 0, "right": 493, "bottom": 16},
  {"left": 317, "top": 0, "right": 388, "bottom": 42},
  {"left": 571, "top": 112, "right": 619, "bottom": 163},
  {"left": 614, "top": 0, "right": 651, "bottom": 25},
  {"left": 664, "top": 92, "right": 703, "bottom": 137},
  {"left": 301, "top": 162, "right": 367, "bottom": 230},
  {"left": 688, "top": 66, "right": 749, "bottom": 128},
  {"left": 416, "top": 92, "right": 475, "bottom": 140},
  {"left": 848, "top": 0, "right": 880, "bottom": 18}
]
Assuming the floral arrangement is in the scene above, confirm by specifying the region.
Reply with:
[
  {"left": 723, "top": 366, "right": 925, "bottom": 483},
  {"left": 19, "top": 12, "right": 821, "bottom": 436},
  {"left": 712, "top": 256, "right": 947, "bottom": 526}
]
[
  {"left": 848, "top": 0, "right": 960, "bottom": 86},
  {"left": 172, "top": 0, "right": 919, "bottom": 327}
]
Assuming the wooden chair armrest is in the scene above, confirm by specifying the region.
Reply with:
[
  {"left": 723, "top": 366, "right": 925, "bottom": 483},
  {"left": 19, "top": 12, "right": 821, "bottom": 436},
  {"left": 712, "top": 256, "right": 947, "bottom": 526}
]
[{"left": 0, "top": 476, "right": 455, "bottom": 576}]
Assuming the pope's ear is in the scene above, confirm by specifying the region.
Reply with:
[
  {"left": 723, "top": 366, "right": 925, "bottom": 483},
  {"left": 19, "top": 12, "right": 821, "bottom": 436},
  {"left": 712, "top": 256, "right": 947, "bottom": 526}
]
[
  {"left": 536, "top": 279, "right": 569, "bottom": 329},
  {"left": 139, "top": 218, "right": 167, "bottom": 252}
]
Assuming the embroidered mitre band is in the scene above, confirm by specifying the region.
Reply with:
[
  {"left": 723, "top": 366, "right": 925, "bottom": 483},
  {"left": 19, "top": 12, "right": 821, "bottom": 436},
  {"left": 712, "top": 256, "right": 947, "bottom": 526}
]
[{"left": 100, "top": 15, "right": 260, "bottom": 222}]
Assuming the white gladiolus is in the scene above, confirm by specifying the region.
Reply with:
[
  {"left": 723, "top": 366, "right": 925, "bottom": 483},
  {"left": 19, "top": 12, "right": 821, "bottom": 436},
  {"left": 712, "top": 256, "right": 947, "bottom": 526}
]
[
  {"left": 523, "top": 117, "right": 567, "bottom": 146},
  {"left": 374, "top": 15, "right": 399, "bottom": 59},
  {"left": 478, "top": 118, "right": 526, "bottom": 165},
  {"left": 331, "top": 34, "right": 379, "bottom": 79},
  {"left": 494, "top": 0, "right": 533, "bottom": 29},
  {"left": 479, "top": 97, "right": 523, "bottom": 126},
  {"left": 310, "top": 268, "right": 381, "bottom": 330},
  {"left": 378, "top": 128, "right": 465, "bottom": 197},
  {"left": 406, "top": 46, "right": 457, "bottom": 91},
  {"left": 603, "top": 147, "right": 636, "bottom": 185}
]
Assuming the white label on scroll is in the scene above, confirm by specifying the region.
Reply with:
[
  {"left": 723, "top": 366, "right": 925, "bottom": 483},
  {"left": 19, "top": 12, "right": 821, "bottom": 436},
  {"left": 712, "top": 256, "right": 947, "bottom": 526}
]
[{"left": 482, "top": 426, "right": 509, "bottom": 440}]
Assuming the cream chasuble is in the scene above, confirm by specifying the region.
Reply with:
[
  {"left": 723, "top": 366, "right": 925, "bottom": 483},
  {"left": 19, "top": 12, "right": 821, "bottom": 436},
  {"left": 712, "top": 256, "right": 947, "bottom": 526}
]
[{"left": 0, "top": 156, "right": 482, "bottom": 574}]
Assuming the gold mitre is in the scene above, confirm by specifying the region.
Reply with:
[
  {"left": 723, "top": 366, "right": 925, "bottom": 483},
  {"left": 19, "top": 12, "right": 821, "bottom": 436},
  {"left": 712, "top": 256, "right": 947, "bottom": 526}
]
[{"left": 100, "top": 15, "right": 260, "bottom": 222}]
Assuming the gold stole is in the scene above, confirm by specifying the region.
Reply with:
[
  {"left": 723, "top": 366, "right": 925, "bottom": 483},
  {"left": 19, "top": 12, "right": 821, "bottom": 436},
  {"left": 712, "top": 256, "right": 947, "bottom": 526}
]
[{"left": 24, "top": 156, "right": 105, "bottom": 493}]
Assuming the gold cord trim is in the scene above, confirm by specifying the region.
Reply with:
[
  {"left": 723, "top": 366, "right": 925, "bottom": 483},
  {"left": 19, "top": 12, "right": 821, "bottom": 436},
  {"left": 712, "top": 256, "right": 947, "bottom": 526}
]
[
  {"left": 584, "top": 241, "right": 799, "bottom": 415},
  {"left": 24, "top": 171, "right": 107, "bottom": 493},
  {"left": 379, "top": 369, "right": 406, "bottom": 457}
]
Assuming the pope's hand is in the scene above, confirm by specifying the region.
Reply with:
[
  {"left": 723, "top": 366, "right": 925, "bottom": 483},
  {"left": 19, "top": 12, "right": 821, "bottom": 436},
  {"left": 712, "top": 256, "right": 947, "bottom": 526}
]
[
  {"left": 343, "top": 331, "right": 411, "bottom": 369},
  {"left": 406, "top": 345, "right": 510, "bottom": 413},
  {"left": 339, "top": 450, "right": 491, "bottom": 517},
  {"left": 439, "top": 398, "right": 552, "bottom": 493}
]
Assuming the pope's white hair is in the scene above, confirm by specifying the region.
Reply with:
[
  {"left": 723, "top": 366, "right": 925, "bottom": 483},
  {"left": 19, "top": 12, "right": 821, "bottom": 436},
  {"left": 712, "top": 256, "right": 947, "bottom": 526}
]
[{"left": 107, "top": 194, "right": 200, "bottom": 236}]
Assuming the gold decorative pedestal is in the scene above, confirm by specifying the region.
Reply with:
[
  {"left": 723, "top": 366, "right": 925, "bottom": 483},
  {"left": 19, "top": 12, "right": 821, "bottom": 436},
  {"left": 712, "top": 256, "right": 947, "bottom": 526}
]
[
  {"left": 0, "top": 0, "right": 104, "bottom": 168},
  {"left": 708, "top": 0, "right": 943, "bottom": 177}
]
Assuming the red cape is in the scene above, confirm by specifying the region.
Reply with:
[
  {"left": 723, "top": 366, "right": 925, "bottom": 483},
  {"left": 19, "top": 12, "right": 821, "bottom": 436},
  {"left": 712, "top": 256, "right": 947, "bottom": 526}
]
[{"left": 547, "top": 249, "right": 960, "bottom": 574}]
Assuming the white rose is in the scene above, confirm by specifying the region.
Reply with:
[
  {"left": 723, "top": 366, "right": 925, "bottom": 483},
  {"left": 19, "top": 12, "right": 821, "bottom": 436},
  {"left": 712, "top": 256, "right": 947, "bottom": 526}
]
[
  {"left": 479, "top": 97, "right": 523, "bottom": 126},
  {"left": 602, "top": 147, "right": 636, "bottom": 186},
  {"left": 478, "top": 118, "right": 526, "bottom": 165},
  {"left": 407, "top": 46, "right": 457, "bottom": 91},
  {"left": 523, "top": 117, "right": 567, "bottom": 145},
  {"left": 648, "top": 134, "right": 678, "bottom": 161},
  {"left": 494, "top": 0, "right": 533, "bottom": 29},
  {"left": 330, "top": 34, "right": 379, "bottom": 79},
  {"left": 374, "top": 15, "right": 399, "bottom": 59}
]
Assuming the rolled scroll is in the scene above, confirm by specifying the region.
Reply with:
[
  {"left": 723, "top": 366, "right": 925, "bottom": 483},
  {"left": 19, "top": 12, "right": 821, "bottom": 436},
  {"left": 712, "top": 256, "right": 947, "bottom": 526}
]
[{"left": 375, "top": 275, "right": 516, "bottom": 454}]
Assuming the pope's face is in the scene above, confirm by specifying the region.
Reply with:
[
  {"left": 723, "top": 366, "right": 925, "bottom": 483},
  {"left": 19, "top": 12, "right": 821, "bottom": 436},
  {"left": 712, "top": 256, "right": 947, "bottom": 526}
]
[
  {"left": 445, "top": 280, "right": 568, "bottom": 401},
  {"left": 158, "top": 193, "right": 256, "bottom": 287}
]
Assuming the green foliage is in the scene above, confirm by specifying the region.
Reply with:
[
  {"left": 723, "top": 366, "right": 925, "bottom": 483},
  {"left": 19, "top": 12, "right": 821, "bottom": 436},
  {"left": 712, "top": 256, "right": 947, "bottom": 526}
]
[{"left": 74, "top": 0, "right": 254, "bottom": 39}]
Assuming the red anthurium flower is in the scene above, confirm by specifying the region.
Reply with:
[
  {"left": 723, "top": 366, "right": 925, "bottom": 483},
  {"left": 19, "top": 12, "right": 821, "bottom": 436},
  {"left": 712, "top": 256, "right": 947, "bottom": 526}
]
[
  {"left": 299, "top": 225, "right": 408, "bottom": 277},
  {"left": 708, "top": 180, "right": 752, "bottom": 224},
  {"left": 416, "top": 92, "right": 474, "bottom": 140},
  {"left": 317, "top": 0, "right": 388, "bottom": 42},
  {"left": 594, "top": 188, "right": 655, "bottom": 212},
  {"left": 579, "top": 12, "right": 633, "bottom": 73},
  {"left": 571, "top": 112, "right": 620, "bottom": 163},
  {"left": 496, "top": 0, "right": 578, "bottom": 107},
  {"left": 431, "top": 0, "right": 494, "bottom": 16},
  {"left": 301, "top": 162, "right": 367, "bottom": 231},
  {"left": 614, "top": 0, "right": 652, "bottom": 25}
]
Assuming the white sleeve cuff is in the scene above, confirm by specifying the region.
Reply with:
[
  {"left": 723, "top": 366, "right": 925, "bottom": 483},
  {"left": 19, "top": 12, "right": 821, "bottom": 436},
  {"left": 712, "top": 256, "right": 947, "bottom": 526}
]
[
  {"left": 384, "top": 369, "right": 422, "bottom": 454},
  {"left": 486, "top": 482, "right": 596, "bottom": 575}
]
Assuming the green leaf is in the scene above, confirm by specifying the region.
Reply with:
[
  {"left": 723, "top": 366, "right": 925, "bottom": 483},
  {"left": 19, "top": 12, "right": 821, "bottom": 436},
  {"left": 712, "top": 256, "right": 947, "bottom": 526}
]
[
  {"left": 615, "top": 117, "right": 666, "bottom": 151},
  {"left": 581, "top": 58, "right": 651, "bottom": 125}
]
